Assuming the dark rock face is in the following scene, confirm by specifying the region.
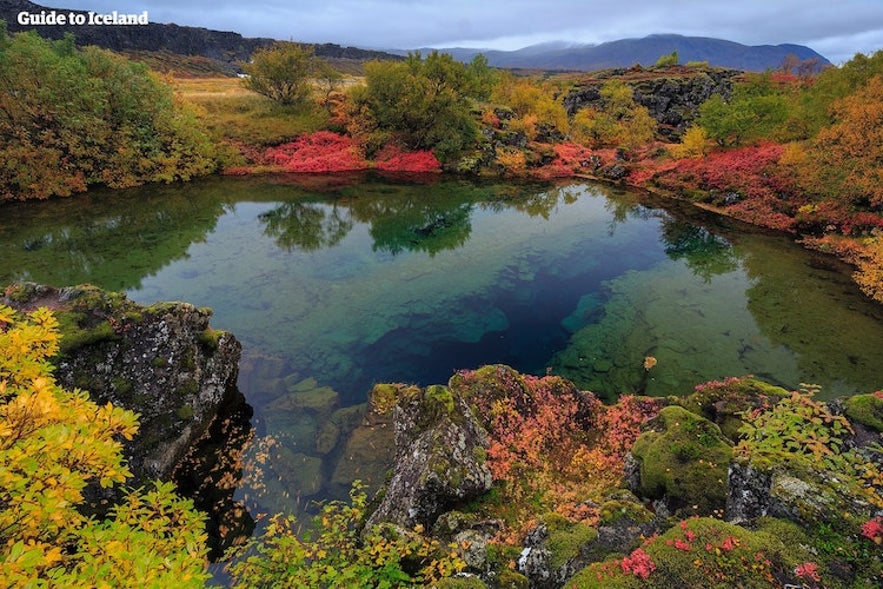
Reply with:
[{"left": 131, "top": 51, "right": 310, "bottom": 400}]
[
  {"left": 725, "top": 461, "right": 774, "bottom": 523},
  {"left": 2, "top": 283, "right": 242, "bottom": 484},
  {"left": 563, "top": 68, "right": 742, "bottom": 139},
  {"left": 365, "top": 383, "right": 493, "bottom": 531}
]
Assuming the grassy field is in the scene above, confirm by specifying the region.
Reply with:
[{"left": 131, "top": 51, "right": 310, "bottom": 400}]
[{"left": 172, "top": 77, "right": 333, "bottom": 146}]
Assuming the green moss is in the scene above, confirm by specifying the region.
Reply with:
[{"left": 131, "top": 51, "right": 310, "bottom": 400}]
[
  {"left": 495, "top": 570, "right": 529, "bottom": 589},
  {"left": 426, "top": 384, "right": 456, "bottom": 415},
  {"left": 571, "top": 517, "right": 803, "bottom": 588},
  {"left": 630, "top": 406, "right": 732, "bottom": 515},
  {"left": 472, "top": 445, "right": 487, "bottom": 464},
  {"left": 55, "top": 311, "right": 118, "bottom": 355},
  {"left": 598, "top": 499, "right": 655, "bottom": 524},
  {"left": 546, "top": 519, "right": 599, "bottom": 570},
  {"left": 369, "top": 383, "right": 402, "bottom": 414},
  {"left": 486, "top": 537, "right": 522, "bottom": 567},
  {"left": 152, "top": 356, "right": 169, "bottom": 368},
  {"left": 176, "top": 404, "right": 194, "bottom": 420},
  {"left": 110, "top": 377, "right": 133, "bottom": 396},
  {"left": 198, "top": 328, "right": 223, "bottom": 352},
  {"left": 844, "top": 393, "right": 883, "bottom": 432},
  {"left": 434, "top": 577, "right": 488, "bottom": 588},
  {"left": 178, "top": 378, "right": 199, "bottom": 397}
]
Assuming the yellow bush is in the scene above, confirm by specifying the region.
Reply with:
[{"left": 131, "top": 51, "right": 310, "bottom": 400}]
[{"left": 0, "top": 305, "right": 210, "bottom": 587}]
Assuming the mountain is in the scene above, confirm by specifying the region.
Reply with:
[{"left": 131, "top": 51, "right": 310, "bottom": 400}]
[
  {"left": 421, "top": 34, "right": 830, "bottom": 72},
  {"left": 0, "top": 0, "right": 400, "bottom": 72}
]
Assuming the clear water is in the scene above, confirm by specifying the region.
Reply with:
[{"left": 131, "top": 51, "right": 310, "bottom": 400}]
[{"left": 3, "top": 173, "right": 883, "bottom": 518}]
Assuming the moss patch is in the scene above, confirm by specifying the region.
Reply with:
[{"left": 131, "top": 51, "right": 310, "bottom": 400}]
[
  {"left": 844, "top": 393, "right": 883, "bottom": 432},
  {"left": 543, "top": 514, "right": 599, "bottom": 571},
  {"left": 630, "top": 406, "right": 732, "bottom": 515}
]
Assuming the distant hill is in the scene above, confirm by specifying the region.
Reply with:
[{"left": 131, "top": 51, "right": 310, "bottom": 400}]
[
  {"left": 414, "top": 34, "right": 831, "bottom": 72},
  {"left": 0, "top": 0, "right": 401, "bottom": 74}
]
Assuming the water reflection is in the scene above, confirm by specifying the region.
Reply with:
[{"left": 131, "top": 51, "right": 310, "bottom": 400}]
[
  {"left": 3, "top": 174, "right": 883, "bottom": 523},
  {"left": 260, "top": 202, "right": 353, "bottom": 252}
]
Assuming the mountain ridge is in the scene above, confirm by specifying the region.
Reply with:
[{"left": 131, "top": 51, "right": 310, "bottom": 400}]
[{"left": 409, "top": 33, "right": 830, "bottom": 72}]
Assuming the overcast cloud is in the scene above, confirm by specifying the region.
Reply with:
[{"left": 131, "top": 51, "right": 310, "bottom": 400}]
[{"left": 51, "top": 0, "right": 883, "bottom": 64}]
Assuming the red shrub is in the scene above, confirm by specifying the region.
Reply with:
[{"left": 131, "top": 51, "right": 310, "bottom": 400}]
[
  {"left": 532, "top": 142, "right": 609, "bottom": 179},
  {"left": 374, "top": 146, "right": 441, "bottom": 173},
  {"left": 264, "top": 131, "right": 368, "bottom": 173},
  {"left": 651, "top": 143, "right": 806, "bottom": 232}
]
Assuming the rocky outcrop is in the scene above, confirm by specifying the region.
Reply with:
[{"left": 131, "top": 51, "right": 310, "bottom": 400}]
[
  {"left": 2, "top": 282, "right": 242, "bottom": 484},
  {"left": 563, "top": 67, "right": 742, "bottom": 139},
  {"left": 365, "top": 383, "right": 493, "bottom": 531}
]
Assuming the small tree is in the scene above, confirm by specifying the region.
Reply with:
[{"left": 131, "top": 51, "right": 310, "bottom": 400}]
[
  {"left": 655, "top": 50, "right": 679, "bottom": 67},
  {"left": 243, "top": 42, "right": 316, "bottom": 106}
]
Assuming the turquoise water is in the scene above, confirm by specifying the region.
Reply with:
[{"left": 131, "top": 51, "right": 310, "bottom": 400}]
[{"left": 3, "top": 173, "right": 883, "bottom": 518}]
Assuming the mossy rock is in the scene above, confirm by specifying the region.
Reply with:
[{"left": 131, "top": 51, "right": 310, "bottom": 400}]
[
  {"left": 266, "top": 383, "right": 340, "bottom": 415},
  {"left": 568, "top": 517, "right": 800, "bottom": 588},
  {"left": 542, "top": 514, "right": 599, "bottom": 571},
  {"left": 678, "top": 377, "right": 789, "bottom": 441},
  {"left": 844, "top": 393, "right": 883, "bottom": 432},
  {"left": 434, "top": 577, "right": 488, "bottom": 588},
  {"left": 494, "top": 570, "right": 529, "bottom": 588},
  {"left": 598, "top": 497, "right": 655, "bottom": 525},
  {"left": 630, "top": 406, "right": 732, "bottom": 516}
]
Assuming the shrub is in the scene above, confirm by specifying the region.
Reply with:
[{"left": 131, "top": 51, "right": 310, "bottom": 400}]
[
  {"left": 264, "top": 131, "right": 368, "bottom": 172},
  {"left": 0, "top": 29, "right": 216, "bottom": 201},
  {"left": 0, "top": 305, "right": 210, "bottom": 586},
  {"left": 241, "top": 42, "right": 316, "bottom": 106},
  {"left": 226, "top": 482, "right": 466, "bottom": 588}
]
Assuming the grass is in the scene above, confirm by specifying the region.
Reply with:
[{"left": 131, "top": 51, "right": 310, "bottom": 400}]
[{"left": 172, "top": 77, "right": 333, "bottom": 145}]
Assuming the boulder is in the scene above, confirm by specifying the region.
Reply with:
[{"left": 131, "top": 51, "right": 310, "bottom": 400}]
[
  {"left": 365, "top": 383, "right": 493, "bottom": 531},
  {"left": 627, "top": 405, "right": 732, "bottom": 517},
  {"left": 2, "top": 283, "right": 242, "bottom": 484}
]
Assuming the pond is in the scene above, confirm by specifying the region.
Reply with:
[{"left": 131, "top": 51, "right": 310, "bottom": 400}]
[{"left": 2, "top": 173, "right": 883, "bottom": 525}]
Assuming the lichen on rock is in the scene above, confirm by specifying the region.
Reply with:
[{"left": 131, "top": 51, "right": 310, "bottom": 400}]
[
  {"left": 365, "top": 382, "right": 493, "bottom": 531},
  {"left": 1, "top": 282, "right": 243, "bottom": 484}
]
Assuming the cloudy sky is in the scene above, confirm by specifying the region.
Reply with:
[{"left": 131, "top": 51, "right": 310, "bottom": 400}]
[{"left": 53, "top": 1, "right": 883, "bottom": 64}]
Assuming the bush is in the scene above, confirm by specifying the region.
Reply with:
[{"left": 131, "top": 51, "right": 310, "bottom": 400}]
[
  {"left": 0, "top": 305, "right": 210, "bottom": 586},
  {"left": 226, "top": 482, "right": 466, "bottom": 588},
  {"left": 242, "top": 42, "right": 317, "bottom": 107},
  {"left": 0, "top": 28, "right": 217, "bottom": 201}
]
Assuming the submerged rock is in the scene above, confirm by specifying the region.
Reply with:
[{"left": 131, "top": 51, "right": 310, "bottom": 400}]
[{"left": 2, "top": 283, "right": 243, "bottom": 484}]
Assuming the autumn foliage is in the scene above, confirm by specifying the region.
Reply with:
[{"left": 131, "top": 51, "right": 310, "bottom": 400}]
[
  {"left": 0, "top": 29, "right": 217, "bottom": 201},
  {"left": 0, "top": 304, "right": 209, "bottom": 586},
  {"left": 373, "top": 145, "right": 442, "bottom": 173},
  {"left": 453, "top": 366, "right": 661, "bottom": 525},
  {"left": 264, "top": 131, "right": 368, "bottom": 172}
]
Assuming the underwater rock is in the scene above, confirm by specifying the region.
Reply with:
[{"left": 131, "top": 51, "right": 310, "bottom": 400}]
[
  {"left": 266, "top": 381, "right": 340, "bottom": 415},
  {"left": 365, "top": 383, "right": 493, "bottom": 531},
  {"left": 2, "top": 282, "right": 242, "bottom": 484},
  {"left": 274, "top": 448, "right": 323, "bottom": 497},
  {"left": 330, "top": 403, "right": 395, "bottom": 493}
]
